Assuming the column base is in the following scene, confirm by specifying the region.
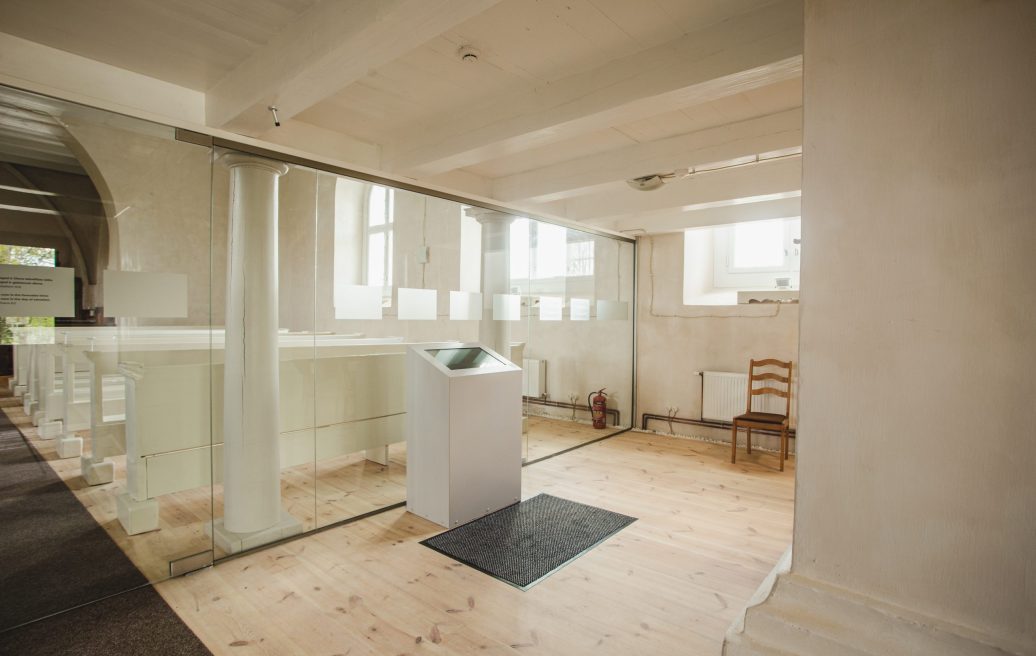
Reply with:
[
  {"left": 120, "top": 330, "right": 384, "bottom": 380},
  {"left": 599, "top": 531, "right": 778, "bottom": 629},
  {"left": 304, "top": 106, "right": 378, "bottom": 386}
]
[
  {"left": 117, "top": 494, "right": 160, "bottom": 535},
  {"left": 723, "top": 552, "right": 1020, "bottom": 656},
  {"left": 208, "top": 511, "right": 302, "bottom": 555},
  {"left": 23, "top": 398, "right": 37, "bottom": 417},
  {"left": 81, "top": 457, "right": 114, "bottom": 485},
  {"left": 365, "top": 445, "right": 389, "bottom": 465},
  {"left": 8, "top": 378, "right": 15, "bottom": 391},
  {"left": 56, "top": 436, "right": 83, "bottom": 459},
  {"left": 32, "top": 409, "right": 44, "bottom": 426},
  {"left": 14, "top": 384, "right": 26, "bottom": 398},
  {"left": 39, "top": 419, "right": 63, "bottom": 439}
]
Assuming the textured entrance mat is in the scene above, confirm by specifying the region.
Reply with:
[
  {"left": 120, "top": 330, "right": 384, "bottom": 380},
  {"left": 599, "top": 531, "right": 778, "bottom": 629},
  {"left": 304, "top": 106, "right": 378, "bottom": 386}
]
[{"left": 420, "top": 493, "right": 636, "bottom": 589}]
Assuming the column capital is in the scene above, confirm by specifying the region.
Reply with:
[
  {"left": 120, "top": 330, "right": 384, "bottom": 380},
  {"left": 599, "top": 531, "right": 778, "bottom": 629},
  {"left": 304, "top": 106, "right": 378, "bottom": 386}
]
[
  {"left": 464, "top": 206, "right": 516, "bottom": 225},
  {"left": 218, "top": 152, "right": 290, "bottom": 177}
]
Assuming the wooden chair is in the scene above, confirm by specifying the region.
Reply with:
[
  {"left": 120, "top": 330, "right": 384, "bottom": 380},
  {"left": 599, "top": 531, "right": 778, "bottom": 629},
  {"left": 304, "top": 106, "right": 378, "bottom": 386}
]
[{"left": 731, "top": 359, "right": 793, "bottom": 471}]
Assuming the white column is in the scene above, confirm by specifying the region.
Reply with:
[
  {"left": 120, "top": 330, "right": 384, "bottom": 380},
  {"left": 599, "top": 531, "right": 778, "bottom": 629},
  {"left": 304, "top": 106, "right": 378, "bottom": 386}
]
[
  {"left": 467, "top": 208, "right": 515, "bottom": 359},
  {"left": 216, "top": 153, "right": 299, "bottom": 549}
]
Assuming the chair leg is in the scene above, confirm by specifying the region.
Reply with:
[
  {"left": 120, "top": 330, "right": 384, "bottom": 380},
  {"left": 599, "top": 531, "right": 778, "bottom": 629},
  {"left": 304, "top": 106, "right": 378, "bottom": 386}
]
[
  {"left": 730, "top": 423, "right": 738, "bottom": 464},
  {"left": 779, "top": 427, "right": 787, "bottom": 472},
  {"left": 746, "top": 428, "right": 752, "bottom": 454}
]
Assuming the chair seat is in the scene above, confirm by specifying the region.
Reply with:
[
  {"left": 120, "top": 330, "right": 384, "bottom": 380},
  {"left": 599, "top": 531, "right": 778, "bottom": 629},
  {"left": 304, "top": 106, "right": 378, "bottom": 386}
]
[{"left": 733, "top": 411, "right": 787, "bottom": 425}]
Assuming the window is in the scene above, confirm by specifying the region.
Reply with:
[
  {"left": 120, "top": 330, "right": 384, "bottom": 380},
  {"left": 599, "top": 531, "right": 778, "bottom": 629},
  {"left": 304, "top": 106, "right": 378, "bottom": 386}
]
[
  {"left": 509, "top": 220, "right": 594, "bottom": 281},
  {"left": 566, "top": 239, "right": 594, "bottom": 277},
  {"left": 683, "top": 219, "right": 802, "bottom": 306},
  {"left": 365, "top": 185, "right": 393, "bottom": 304},
  {"left": 713, "top": 218, "right": 800, "bottom": 289}
]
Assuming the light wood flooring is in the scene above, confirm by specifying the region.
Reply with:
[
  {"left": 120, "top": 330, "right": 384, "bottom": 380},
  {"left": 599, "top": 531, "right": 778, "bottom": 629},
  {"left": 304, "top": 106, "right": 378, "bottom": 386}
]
[
  {"left": 157, "top": 431, "right": 795, "bottom": 655},
  {"left": 2, "top": 394, "right": 619, "bottom": 582}
]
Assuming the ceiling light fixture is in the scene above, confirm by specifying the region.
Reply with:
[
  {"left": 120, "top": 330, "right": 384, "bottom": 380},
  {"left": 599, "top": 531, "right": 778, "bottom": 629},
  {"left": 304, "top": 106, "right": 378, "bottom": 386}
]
[
  {"left": 458, "top": 46, "right": 480, "bottom": 63},
  {"left": 268, "top": 105, "right": 281, "bottom": 127},
  {"left": 626, "top": 168, "right": 689, "bottom": 191}
]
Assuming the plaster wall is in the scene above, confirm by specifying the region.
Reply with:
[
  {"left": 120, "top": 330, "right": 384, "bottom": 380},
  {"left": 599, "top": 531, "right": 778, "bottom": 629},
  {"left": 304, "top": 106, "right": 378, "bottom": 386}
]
[
  {"left": 792, "top": 0, "right": 1036, "bottom": 651},
  {"left": 636, "top": 232, "right": 798, "bottom": 438},
  {"left": 65, "top": 118, "right": 218, "bottom": 326}
]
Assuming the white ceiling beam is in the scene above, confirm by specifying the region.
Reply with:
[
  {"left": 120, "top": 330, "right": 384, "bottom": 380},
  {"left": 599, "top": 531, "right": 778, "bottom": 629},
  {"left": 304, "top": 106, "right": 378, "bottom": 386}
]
[
  {"left": 0, "top": 32, "right": 205, "bottom": 126},
  {"left": 206, "top": 0, "right": 503, "bottom": 135},
  {"left": 384, "top": 0, "right": 803, "bottom": 178},
  {"left": 556, "top": 156, "right": 801, "bottom": 223},
  {"left": 491, "top": 108, "right": 802, "bottom": 204},
  {"left": 253, "top": 120, "right": 381, "bottom": 169},
  {"left": 592, "top": 194, "right": 802, "bottom": 235}
]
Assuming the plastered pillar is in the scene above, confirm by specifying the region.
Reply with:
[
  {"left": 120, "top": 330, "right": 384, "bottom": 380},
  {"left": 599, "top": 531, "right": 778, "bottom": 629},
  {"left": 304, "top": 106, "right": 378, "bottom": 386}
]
[
  {"left": 212, "top": 153, "right": 300, "bottom": 552},
  {"left": 467, "top": 208, "right": 515, "bottom": 359}
]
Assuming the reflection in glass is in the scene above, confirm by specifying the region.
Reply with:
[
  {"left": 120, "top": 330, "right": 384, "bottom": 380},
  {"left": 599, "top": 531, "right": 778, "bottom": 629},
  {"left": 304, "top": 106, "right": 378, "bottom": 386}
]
[{"left": 427, "top": 347, "right": 507, "bottom": 370}]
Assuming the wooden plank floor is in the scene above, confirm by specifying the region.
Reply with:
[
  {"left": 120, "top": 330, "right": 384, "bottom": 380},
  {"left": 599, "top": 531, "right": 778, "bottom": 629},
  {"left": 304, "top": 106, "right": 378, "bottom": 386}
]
[
  {"left": 157, "top": 431, "right": 795, "bottom": 655},
  {"left": 1, "top": 390, "right": 627, "bottom": 582}
]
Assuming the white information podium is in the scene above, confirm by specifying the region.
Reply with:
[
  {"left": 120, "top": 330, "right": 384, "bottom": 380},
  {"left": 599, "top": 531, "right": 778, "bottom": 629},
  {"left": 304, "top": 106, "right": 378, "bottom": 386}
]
[{"left": 405, "top": 343, "right": 522, "bottom": 528}]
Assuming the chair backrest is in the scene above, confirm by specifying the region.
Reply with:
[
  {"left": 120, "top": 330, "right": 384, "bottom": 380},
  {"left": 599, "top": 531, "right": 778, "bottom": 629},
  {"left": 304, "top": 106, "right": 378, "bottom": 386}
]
[{"left": 746, "top": 358, "right": 793, "bottom": 418}]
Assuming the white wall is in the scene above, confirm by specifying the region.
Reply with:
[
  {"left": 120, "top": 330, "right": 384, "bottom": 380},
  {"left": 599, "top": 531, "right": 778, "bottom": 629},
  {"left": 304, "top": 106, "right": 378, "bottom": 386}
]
[
  {"left": 785, "top": 0, "right": 1035, "bottom": 652},
  {"left": 636, "top": 233, "right": 799, "bottom": 438}
]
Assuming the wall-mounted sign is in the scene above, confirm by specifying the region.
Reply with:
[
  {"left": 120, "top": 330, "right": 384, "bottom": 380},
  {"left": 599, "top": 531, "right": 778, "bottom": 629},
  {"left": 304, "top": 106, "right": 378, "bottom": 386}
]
[{"left": 0, "top": 264, "right": 74, "bottom": 317}]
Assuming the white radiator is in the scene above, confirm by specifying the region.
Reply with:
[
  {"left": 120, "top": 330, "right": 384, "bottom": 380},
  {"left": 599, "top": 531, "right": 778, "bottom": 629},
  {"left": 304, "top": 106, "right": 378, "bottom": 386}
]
[
  {"left": 522, "top": 358, "right": 546, "bottom": 397},
  {"left": 701, "top": 371, "right": 790, "bottom": 422}
]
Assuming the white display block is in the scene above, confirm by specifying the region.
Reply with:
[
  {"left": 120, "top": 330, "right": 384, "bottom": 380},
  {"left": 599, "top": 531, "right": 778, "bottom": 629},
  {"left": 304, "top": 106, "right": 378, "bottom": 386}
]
[
  {"left": 492, "top": 294, "right": 521, "bottom": 321},
  {"left": 539, "top": 296, "right": 563, "bottom": 321},
  {"left": 103, "top": 270, "right": 188, "bottom": 318},
  {"left": 406, "top": 343, "right": 522, "bottom": 528},
  {"left": 449, "top": 291, "right": 482, "bottom": 320},
  {"left": 570, "top": 297, "right": 591, "bottom": 321},
  {"left": 398, "top": 288, "right": 437, "bottom": 320},
  {"left": 335, "top": 285, "right": 383, "bottom": 320},
  {"left": 596, "top": 299, "right": 629, "bottom": 320}
]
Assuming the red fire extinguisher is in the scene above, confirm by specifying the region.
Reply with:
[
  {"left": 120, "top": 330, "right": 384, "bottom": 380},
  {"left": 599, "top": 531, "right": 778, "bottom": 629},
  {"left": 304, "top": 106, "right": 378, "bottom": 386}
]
[{"left": 587, "top": 388, "right": 608, "bottom": 429}]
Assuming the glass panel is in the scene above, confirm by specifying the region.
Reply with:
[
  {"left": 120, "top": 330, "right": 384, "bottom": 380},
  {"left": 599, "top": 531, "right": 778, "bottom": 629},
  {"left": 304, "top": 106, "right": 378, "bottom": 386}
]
[
  {"left": 522, "top": 226, "right": 635, "bottom": 461},
  {"left": 0, "top": 83, "right": 215, "bottom": 633}
]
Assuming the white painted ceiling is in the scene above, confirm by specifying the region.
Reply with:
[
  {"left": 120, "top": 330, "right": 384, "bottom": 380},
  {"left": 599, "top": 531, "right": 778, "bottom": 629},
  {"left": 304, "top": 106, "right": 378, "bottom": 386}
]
[{"left": 0, "top": 0, "right": 804, "bottom": 234}]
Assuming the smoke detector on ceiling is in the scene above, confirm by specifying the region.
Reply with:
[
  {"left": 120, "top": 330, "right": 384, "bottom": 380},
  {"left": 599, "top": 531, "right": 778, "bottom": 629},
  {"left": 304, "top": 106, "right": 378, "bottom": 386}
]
[
  {"left": 626, "top": 168, "right": 690, "bottom": 191},
  {"left": 458, "top": 46, "right": 480, "bottom": 63}
]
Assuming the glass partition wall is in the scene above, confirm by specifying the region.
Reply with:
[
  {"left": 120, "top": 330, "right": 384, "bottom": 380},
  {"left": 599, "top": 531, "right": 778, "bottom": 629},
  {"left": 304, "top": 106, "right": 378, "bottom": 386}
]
[{"left": 0, "top": 83, "right": 633, "bottom": 631}]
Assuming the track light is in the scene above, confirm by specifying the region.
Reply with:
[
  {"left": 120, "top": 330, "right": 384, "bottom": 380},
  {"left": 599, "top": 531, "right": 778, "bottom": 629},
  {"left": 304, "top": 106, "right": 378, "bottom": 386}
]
[{"left": 268, "top": 105, "right": 281, "bottom": 127}]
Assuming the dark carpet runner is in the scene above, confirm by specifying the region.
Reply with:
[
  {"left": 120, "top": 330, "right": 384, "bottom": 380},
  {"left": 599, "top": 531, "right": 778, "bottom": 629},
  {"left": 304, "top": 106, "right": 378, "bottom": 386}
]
[{"left": 0, "top": 406, "right": 209, "bottom": 654}]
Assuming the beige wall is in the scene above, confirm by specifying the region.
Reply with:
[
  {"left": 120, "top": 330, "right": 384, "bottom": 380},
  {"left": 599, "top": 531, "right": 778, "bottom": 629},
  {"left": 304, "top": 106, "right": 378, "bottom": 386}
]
[
  {"left": 636, "top": 233, "right": 799, "bottom": 437},
  {"left": 794, "top": 0, "right": 1036, "bottom": 651},
  {"left": 67, "top": 118, "right": 218, "bottom": 325}
]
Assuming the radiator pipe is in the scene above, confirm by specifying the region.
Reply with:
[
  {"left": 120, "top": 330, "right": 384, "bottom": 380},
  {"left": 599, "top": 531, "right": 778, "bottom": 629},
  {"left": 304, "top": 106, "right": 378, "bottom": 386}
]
[
  {"left": 640, "top": 412, "right": 796, "bottom": 438},
  {"left": 523, "top": 395, "right": 620, "bottom": 427}
]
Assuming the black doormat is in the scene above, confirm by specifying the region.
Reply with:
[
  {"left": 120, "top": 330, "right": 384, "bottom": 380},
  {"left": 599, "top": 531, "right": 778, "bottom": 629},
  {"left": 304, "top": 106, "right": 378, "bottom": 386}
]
[
  {"left": 0, "top": 406, "right": 210, "bottom": 654},
  {"left": 420, "top": 493, "right": 636, "bottom": 589}
]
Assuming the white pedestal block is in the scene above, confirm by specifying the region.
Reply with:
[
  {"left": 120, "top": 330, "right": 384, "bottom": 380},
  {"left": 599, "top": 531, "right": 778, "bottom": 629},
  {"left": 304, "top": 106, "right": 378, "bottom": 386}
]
[
  {"left": 7, "top": 378, "right": 15, "bottom": 391},
  {"left": 56, "top": 436, "right": 83, "bottom": 459},
  {"left": 117, "top": 493, "right": 160, "bottom": 535},
  {"left": 81, "top": 457, "right": 114, "bottom": 485},
  {"left": 39, "top": 419, "right": 63, "bottom": 439},
  {"left": 14, "top": 384, "right": 26, "bottom": 398},
  {"left": 209, "top": 511, "right": 302, "bottom": 555},
  {"left": 406, "top": 343, "right": 522, "bottom": 528},
  {"left": 24, "top": 398, "right": 36, "bottom": 416},
  {"left": 365, "top": 446, "right": 389, "bottom": 465},
  {"left": 32, "top": 410, "right": 44, "bottom": 426}
]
